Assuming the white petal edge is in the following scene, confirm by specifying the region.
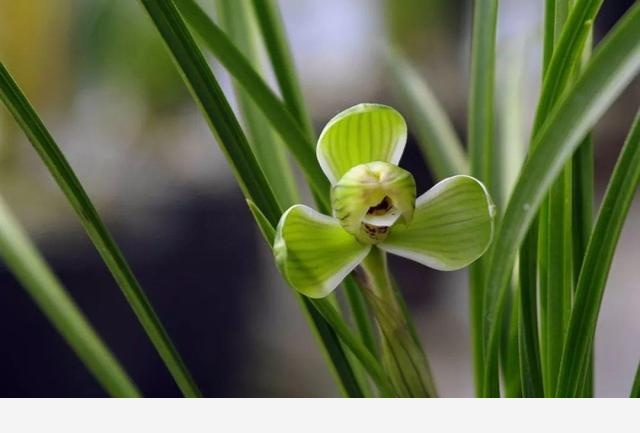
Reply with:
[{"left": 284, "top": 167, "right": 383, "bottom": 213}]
[
  {"left": 274, "top": 205, "right": 371, "bottom": 298},
  {"left": 379, "top": 175, "right": 495, "bottom": 271}
]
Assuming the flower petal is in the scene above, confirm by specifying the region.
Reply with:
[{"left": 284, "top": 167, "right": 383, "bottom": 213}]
[
  {"left": 274, "top": 205, "right": 371, "bottom": 298},
  {"left": 379, "top": 175, "right": 495, "bottom": 270},
  {"left": 317, "top": 103, "right": 407, "bottom": 184}
]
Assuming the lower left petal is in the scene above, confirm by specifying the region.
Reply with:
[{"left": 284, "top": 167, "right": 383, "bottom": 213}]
[{"left": 274, "top": 205, "right": 371, "bottom": 298}]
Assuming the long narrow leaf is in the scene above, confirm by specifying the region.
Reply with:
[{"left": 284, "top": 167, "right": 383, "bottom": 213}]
[
  {"left": 249, "top": 0, "right": 315, "bottom": 141},
  {"left": 482, "top": 3, "right": 640, "bottom": 397},
  {"left": 556, "top": 111, "right": 640, "bottom": 397},
  {"left": 0, "top": 63, "right": 201, "bottom": 398},
  {"left": 468, "top": 0, "right": 499, "bottom": 397},
  {"left": 540, "top": 0, "right": 574, "bottom": 396},
  {"left": 140, "top": 0, "right": 362, "bottom": 397},
  {"left": 572, "top": 28, "right": 595, "bottom": 400},
  {"left": 215, "top": 0, "right": 299, "bottom": 208},
  {"left": 533, "top": 0, "right": 604, "bottom": 133},
  {"left": 0, "top": 196, "right": 140, "bottom": 397},
  {"left": 518, "top": 229, "right": 544, "bottom": 397},
  {"left": 175, "top": 0, "right": 330, "bottom": 210}
]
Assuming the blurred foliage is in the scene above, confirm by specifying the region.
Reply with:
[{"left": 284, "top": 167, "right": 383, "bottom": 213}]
[
  {"left": 73, "top": 0, "right": 186, "bottom": 112},
  {"left": 385, "top": 0, "right": 464, "bottom": 59}
]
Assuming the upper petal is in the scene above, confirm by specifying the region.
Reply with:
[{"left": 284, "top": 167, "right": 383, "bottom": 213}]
[
  {"left": 317, "top": 103, "right": 407, "bottom": 184},
  {"left": 379, "top": 175, "right": 495, "bottom": 270},
  {"left": 274, "top": 205, "right": 371, "bottom": 298}
]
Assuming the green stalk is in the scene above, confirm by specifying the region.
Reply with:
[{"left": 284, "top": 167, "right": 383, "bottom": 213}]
[
  {"left": 468, "top": 0, "right": 498, "bottom": 397},
  {"left": 0, "top": 63, "right": 201, "bottom": 398},
  {"left": 556, "top": 111, "right": 640, "bottom": 397},
  {"left": 359, "top": 247, "right": 437, "bottom": 398},
  {"left": 141, "top": 0, "right": 363, "bottom": 397},
  {"left": 215, "top": 0, "right": 299, "bottom": 208},
  {"left": 0, "top": 195, "right": 140, "bottom": 398},
  {"left": 249, "top": 0, "right": 315, "bottom": 142},
  {"left": 343, "top": 276, "right": 377, "bottom": 357}
]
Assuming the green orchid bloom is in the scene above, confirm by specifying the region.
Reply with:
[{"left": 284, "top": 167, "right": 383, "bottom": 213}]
[{"left": 274, "top": 103, "right": 495, "bottom": 299}]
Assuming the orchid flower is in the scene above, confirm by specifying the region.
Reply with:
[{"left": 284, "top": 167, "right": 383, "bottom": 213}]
[{"left": 274, "top": 103, "right": 495, "bottom": 299}]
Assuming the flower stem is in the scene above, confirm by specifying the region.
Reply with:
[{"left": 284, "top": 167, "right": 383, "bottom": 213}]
[{"left": 359, "top": 247, "right": 437, "bottom": 397}]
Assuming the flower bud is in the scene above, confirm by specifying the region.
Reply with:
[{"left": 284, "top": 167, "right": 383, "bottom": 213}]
[{"left": 331, "top": 161, "right": 416, "bottom": 244}]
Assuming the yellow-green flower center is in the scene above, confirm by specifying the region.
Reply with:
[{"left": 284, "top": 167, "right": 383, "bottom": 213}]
[{"left": 331, "top": 161, "right": 417, "bottom": 244}]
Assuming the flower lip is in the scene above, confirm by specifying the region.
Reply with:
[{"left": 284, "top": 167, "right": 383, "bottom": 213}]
[
  {"left": 368, "top": 196, "right": 393, "bottom": 215},
  {"left": 362, "top": 197, "right": 402, "bottom": 227}
]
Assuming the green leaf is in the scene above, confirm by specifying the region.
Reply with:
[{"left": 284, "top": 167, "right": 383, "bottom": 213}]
[
  {"left": 482, "top": 2, "right": 640, "bottom": 397},
  {"left": 246, "top": 199, "right": 276, "bottom": 244},
  {"left": 0, "top": 62, "right": 201, "bottom": 398},
  {"left": 468, "top": 0, "right": 498, "bottom": 195},
  {"left": 342, "top": 276, "right": 377, "bottom": 357},
  {"left": 379, "top": 175, "right": 495, "bottom": 271},
  {"left": 274, "top": 205, "right": 371, "bottom": 298},
  {"left": 0, "top": 196, "right": 140, "bottom": 398},
  {"left": 533, "top": 0, "right": 603, "bottom": 134},
  {"left": 385, "top": 47, "right": 468, "bottom": 179},
  {"left": 249, "top": 0, "right": 315, "bottom": 142},
  {"left": 317, "top": 104, "right": 407, "bottom": 184},
  {"left": 518, "top": 226, "right": 545, "bottom": 397},
  {"left": 175, "top": 0, "right": 330, "bottom": 210},
  {"left": 556, "top": 111, "right": 640, "bottom": 397},
  {"left": 501, "top": 282, "right": 522, "bottom": 398},
  {"left": 467, "top": 0, "right": 498, "bottom": 397},
  {"left": 215, "top": 0, "right": 299, "bottom": 209}
]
